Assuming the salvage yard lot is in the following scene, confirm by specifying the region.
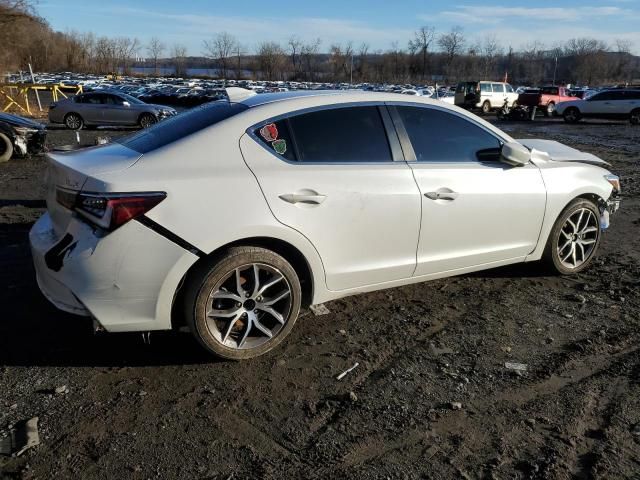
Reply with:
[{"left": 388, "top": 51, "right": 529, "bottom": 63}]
[{"left": 1, "top": 118, "right": 639, "bottom": 479}]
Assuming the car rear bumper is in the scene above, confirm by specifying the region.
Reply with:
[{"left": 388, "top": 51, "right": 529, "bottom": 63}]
[{"left": 30, "top": 212, "right": 199, "bottom": 332}]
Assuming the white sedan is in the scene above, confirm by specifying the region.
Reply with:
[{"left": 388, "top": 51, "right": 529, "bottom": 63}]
[
  {"left": 556, "top": 89, "right": 640, "bottom": 124},
  {"left": 30, "top": 89, "right": 621, "bottom": 359}
]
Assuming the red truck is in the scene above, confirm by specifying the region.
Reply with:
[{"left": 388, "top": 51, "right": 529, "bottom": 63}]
[{"left": 517, "top": 86, "right": 575, "bottom": 116}]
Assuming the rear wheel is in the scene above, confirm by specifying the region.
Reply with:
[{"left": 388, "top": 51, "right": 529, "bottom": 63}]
[
  {"left": 563, "top": 107, "right": 581, "bottom": 124},
  {"left": 138, "top": 113, "right": 157, "bottom": 129},
  {"left": 64, "top": 113, "right": 83, "bottom": 130},
  {"left": 0, "top": 132, "right": 13, "bottom": 162},
  {"left": 481, "top": 101, "right": 492, "bottom": 114},
  {"left": 543, "top": 199, "right": 601, "bottom": 275},
  {"left": 631, "top": 108, "right": 640, "bottom": 125},
  {"left": 544, "top": 102, "right": 556, "bottom": 117},
  {"left": 184, "top": 247, "right": 302, "bottom": 360}
]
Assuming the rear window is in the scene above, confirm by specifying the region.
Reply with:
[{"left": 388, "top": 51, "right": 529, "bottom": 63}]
[{"left": 117, "top": 101, "right": 248, "bottom": 154}]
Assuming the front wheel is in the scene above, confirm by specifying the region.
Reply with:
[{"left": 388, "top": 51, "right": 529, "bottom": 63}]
[
  {"left": 543, "top": 199, "right": 601, "bottom": 275},
  {"left": 138, "top": 113, "right": 157, "bottom": 129},
  {"left": 631, "top": 108, "right": 640, "bottom": 125},
  {"left": 184, "top": 247, "right": 302, "bottom": 360}
]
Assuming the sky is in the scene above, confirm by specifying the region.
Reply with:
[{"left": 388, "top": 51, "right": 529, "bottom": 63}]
[{"left": 39, "top": 0, "right": 640, "bottom": 55}]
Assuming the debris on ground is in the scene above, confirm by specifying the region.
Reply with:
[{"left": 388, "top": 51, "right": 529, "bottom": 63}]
[
  {"left": 310, "top": 304, "right": 330, "bottom": 316},
  {"left": 450, "top": 402, "right": 463, "bottom": 410},
  {"left": 504, "top": 362, "right": 528, "bottom": 372},
  {"left": 0, "top": 417, "right": 40, "bottom": 457},
  {"left": 54, "top": 385, "right": 69, "bottom": 395},
  {"left": 336, "top": 362, "right": 359, "bottom": 380}
]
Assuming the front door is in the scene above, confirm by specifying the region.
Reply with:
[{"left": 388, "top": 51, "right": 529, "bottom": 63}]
[
  {"left": 240, "top": 104, "right": 421, "bottom": 291},
  {"left": 390, "top": 105, "right": 547, "bottom": 276}
]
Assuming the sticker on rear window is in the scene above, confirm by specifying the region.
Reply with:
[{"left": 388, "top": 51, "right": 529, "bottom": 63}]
[
  {"left": 260, "top": 123, "right": 278, "bottom": 142},
  {"left": 272, "top": 139, "right": 287, "bottom": 155}
]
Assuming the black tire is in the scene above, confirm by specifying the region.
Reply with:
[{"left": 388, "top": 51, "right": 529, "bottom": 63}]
[
  {"left": 631, "top": 108, "right": 640, "bottom": 125},
  {"left": 563, "top": 107, "right": 581, "bottom": 124},
  {"left": 481, "top": 101, "right": 492, "bottom": 114},
  {"left": 138, "top": 113, "right": 157, "bottom": 129},
  {"left": 542, "top": 198, "right": 601, "bottom": 275},
  {"left": 0, "top": 132, "right": 13, "bottom": 162},
  {"left": 183, "top": 247, "right": 302, "bottom": 360},
  {"left": 544, "top": 102, "right": 555, "bottom": 117},
  {"left": 64, "top": 113, "right": 84, "bottom": 130}
]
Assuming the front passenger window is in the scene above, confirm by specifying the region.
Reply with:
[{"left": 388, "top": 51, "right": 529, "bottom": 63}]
[{"left": 395, "top": 106, "right": 502, "bottom": 163}]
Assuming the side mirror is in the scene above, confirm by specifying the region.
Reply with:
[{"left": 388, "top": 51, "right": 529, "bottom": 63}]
[
  {"left": 501, "top": 142, "right": 530, "bottom": 166},
  {"left": 122, "top": 101, "right": 130, "bottom": 107}
]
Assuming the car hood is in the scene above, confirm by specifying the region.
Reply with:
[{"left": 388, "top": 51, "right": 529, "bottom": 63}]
[
  {"left": 0, "top": 112, "right": 45, "bottom": 129},
  {"left": 518, "top": 139, "right": 609, "bottom": 167}
]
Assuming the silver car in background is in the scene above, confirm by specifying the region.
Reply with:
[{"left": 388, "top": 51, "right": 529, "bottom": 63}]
[{"left": 49, "top": 91, "right": 177, "bottom": 130}]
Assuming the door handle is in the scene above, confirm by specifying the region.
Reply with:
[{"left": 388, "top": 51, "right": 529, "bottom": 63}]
[
  {"left": 279, "top": 192, "right": 327, "bottom": 205},
  {"left": 425, "top": 190, "right": 458, "bottom": 201}
]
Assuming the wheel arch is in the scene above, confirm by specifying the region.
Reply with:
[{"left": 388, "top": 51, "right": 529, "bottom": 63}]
[
  {"left": 170, "top": 236, "right": 316, "bottom": 330},
  {"left": 527, "top": 191, "right": 607, "bottom": 263}
]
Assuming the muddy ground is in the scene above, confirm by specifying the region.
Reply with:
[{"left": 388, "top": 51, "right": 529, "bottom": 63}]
[{"left": 0, "top": 116, "right": 639, "bottom": 479}]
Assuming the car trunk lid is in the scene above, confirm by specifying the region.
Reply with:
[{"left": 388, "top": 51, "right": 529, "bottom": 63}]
[{"left": 46, "top": 143, "right": 142, "bottom": 236}]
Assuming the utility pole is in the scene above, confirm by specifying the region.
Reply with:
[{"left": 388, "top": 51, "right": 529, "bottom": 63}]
[
  {"left": 553, "top": 56, "right": 558, "bottom": 86},
  {"left": 350, "top": 53, "right": 353, "bottom": 85}
]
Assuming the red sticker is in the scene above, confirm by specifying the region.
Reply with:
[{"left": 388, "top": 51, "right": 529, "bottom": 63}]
[{"left": 260, "top": 123, "right": 278, "bottom": 142}]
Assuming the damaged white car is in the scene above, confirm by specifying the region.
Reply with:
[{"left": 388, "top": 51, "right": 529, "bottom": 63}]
[{"left": 30, "top": 89, "right": 621, "bottom": 359}]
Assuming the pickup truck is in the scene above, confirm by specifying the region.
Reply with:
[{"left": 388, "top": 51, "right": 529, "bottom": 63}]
[{"left": 517, "top": 86, "right": 575, "bottom": 116}]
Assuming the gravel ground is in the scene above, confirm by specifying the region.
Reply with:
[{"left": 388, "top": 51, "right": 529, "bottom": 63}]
[{"left": 0, "top": 116, "right": 639, "bottom": 479}]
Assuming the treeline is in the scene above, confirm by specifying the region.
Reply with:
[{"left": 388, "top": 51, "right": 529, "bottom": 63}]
[{"left": 1, "top": 0, "right": 638, "bottom": 86}]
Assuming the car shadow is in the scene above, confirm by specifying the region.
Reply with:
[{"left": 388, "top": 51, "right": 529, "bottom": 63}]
[{"left": 0, "top": 221, "right": 220, "bottom": 368}]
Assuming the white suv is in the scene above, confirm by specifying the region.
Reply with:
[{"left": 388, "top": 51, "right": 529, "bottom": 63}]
[
  {"left": 556, "top": 89, "right": 640, "bottom": 124},
  {"left": 455, "top": 81, "right": 519, "bottom": 113},
  {"left": 30, "top": 90, "right": 620, "bottom": 359}
]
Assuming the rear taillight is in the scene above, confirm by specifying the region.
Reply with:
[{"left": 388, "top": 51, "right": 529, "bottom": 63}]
[{"left": 56, "top": 187, "right": 166, "bottom": 231}]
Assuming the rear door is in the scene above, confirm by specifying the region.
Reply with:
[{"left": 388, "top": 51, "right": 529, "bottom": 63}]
[
  {"left": 491, "top": 83, "right": 506, "bottom": 107},
  {"left": 389, "top": 104, "right": 546, "bottom": 276},
  {"left": 77, "top": 93, "right": 104, "bottom": 124},
  {"left": 240, "top": 104, "right": 421, "bottom": 291}
]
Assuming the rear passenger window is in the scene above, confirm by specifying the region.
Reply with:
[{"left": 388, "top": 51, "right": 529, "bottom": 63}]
[
  {"left": 480, "top": 84, "right": 491, "bottom": 93},
  {"left": 253, "top": 119, "right": 297, "bottom": 162},
  {"left": 396, "top": 106, "right": 501, "bottom": 163},
  {"left": 492, "top": 83, "right": 504, "bottom": 93},
  {"left": 287, "top": 106, "right": 392, "bottom": 163}
]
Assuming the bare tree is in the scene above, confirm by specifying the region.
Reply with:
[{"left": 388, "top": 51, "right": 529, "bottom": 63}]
[
  {"left": 481, "top": 34, "right": 501, "bottom": 78},
  {"left": 408, "top": 26, "right": 435, "bottom": 80},
  {"left": 300, "top": 38, "right": 321, "bottom": 81},
  {"left": 171, "top": 43, "right": 187, "bottom": 77},
  {"left": 147, "top": 36, "right": 165, "bottom": 75},
  {"left": 438, "top": 26, "right": 465, "bottom": 80},
  {"left": 287, "top": 36, "right": 303, "bottom": 79},
  {"left": 203, "top": 32, "right": 237, "bottom": 79},
  {"left": 256, "top": 41, "right": 285, "bottom": 80},
  {"left": 233, "top": 42, "right": 246, "bottom": 80}
]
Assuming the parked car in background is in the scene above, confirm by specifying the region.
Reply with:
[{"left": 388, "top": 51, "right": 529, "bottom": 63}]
[
  {"left": 49, "top": 91, "right": 177, "bottom": 130},
  {"left": 517, "top": 85, "right": 575, "bottom": 116},
  {"left": 30, "top": 89, "right": 620, "bottom": 360},
  {"left": 0, "top": 112, "right": 47, "bottom": 162},
  {"left": 555, "top": 89, "right": 640, "bottom": 124},
  {"left": 455, "top": 81, "right": 519, "bottom": 113}
]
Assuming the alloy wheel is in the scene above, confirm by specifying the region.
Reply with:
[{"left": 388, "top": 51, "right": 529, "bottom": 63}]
[
  {"left": 204, "top": 263, "right": 292, "bottom": 350},
  {"left": 65, "top": 114, "right": 81, "bottom": 130},
  {"left": 557, "top": 208, "right": 599, "bottom": 269}
]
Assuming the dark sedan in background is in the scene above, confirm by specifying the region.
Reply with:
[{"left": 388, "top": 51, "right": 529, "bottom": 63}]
[
  {"left": 0, "top": 112, "right": 47, "bottom": 162},
  {"left": 48, "top": 91, "right": 177, "bottom": 130}
]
